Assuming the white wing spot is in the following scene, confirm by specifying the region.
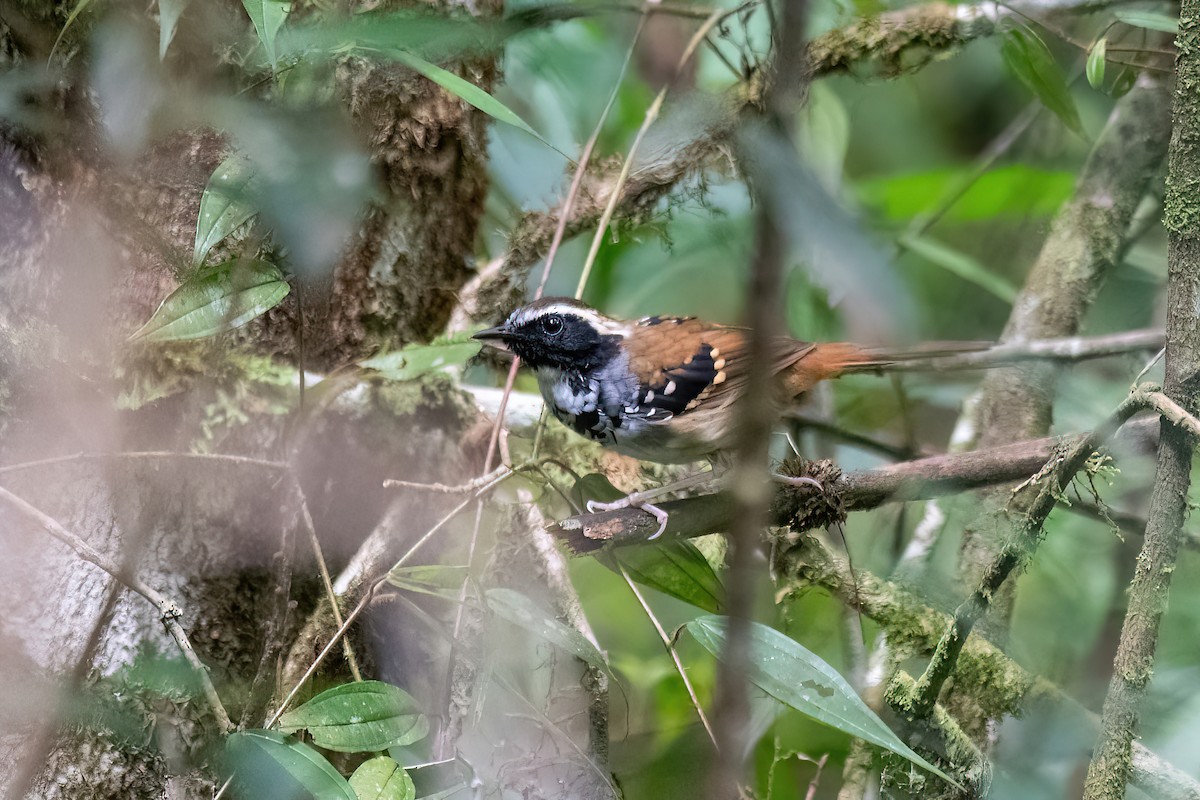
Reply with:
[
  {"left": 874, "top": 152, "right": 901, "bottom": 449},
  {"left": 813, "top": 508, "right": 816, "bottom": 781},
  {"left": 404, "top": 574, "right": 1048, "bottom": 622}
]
[
  {"left": 713, "top": 371, "right": 727, "bottom": 385},
  {"left": 645, "top": 389, "right": 655, "bottom": 402},
  {"left": 664, "top": 381, "right": 676, "bottom": 395},
  {"left": 714, "top": 357, "right": 726, "bottom": 370},
  {"left": 710, "top": 347, "right": 721, "bottom": 358}
]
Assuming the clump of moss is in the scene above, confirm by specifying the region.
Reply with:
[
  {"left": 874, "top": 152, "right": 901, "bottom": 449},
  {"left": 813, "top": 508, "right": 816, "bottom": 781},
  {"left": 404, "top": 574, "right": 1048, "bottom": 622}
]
[{"left": 770, "top": 456, "right": 847, "bottom": 531}]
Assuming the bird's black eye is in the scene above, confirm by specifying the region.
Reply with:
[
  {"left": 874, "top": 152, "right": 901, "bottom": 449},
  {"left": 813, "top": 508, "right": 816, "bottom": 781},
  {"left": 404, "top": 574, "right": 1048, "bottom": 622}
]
[{"left": 540, "top": 315, "right": 564, "bottom": 336}]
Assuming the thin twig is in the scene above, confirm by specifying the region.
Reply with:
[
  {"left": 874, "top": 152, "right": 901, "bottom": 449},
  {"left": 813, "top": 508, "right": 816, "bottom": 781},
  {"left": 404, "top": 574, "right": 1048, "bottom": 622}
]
[
  {"left": 574, "top": 3, "right": 751, "bottom": 298},
  {"left": 267, "top": 468, "right": 514, "bottom": 727},
  {"left": 618, "top": 564, "right": 718, "bottom": 749},
  {"left": 0, "top": 486, "right": 234, "bottom": 733}
]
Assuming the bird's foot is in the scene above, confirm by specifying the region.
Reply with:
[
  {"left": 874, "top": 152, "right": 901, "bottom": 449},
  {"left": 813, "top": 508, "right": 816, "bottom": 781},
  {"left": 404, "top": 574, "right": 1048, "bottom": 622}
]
[{"left": 586, "top": 495, "right": 670, "bottom": 540}]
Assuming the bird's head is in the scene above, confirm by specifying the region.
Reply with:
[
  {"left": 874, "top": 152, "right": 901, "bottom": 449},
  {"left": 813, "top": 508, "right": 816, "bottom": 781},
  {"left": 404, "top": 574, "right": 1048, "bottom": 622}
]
[{"left": 473, "top": 297, "right": 628, "bottom": 371}]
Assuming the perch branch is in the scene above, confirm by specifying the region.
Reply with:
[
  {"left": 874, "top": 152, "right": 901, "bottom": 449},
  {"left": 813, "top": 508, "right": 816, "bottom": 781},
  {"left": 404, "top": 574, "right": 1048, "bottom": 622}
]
[{"left": 548, "top": 416, "right": 1158, "bottom": 550}]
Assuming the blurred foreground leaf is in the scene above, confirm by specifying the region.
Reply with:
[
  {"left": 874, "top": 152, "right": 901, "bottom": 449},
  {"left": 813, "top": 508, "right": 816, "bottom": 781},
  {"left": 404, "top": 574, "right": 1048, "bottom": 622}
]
[
  {"left": 225, "top": 729, "right": 355, "bottom": 800},
  {"left": 349, "top": 756, "right": 416, "bottom": 800},
  {"left": 687, "top": 616, "right": 961, "bottom": 788},
  {"left": 278, "top": 681, "right": 429, "bottom": 752},
  {"left": 486, "top": 588, "right": 608, "bottom": 672},
  {"left": 1000, "top": 26, "right": 1084, "bottom": 136},
  {"left": 130, "top": 259, "right": 289, "bottom": 342}
]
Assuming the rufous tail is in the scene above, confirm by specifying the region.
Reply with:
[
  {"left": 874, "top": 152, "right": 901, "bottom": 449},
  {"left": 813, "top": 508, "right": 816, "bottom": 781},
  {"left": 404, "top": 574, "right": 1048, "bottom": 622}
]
[{"left": 785, "top": 341, "right": 992, "bottom": 396}]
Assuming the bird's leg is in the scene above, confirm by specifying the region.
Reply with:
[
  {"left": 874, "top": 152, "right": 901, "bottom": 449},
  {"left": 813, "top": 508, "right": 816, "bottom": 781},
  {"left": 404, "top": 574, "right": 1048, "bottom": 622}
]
[{"left": 584, "top": 470, "right": 719, "bottom": 540}]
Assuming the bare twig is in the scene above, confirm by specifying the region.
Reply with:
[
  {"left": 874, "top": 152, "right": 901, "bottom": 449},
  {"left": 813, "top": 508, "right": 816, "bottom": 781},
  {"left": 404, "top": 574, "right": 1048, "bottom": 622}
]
[
  {"left": 618, "top": 564, "right": 718, "bottom": 748},
  {"left": 0, "top": 485, "right": 234, "bottom": 733},
  {"left": 884, "top": 328, "right": 1164, "bottom": 372}
]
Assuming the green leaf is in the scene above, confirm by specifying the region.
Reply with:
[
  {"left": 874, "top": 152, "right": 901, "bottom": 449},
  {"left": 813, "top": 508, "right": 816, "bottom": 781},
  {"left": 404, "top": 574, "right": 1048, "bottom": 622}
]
[
  {"left": 598, "top": 542, "right": 724, "bottom": 614},
  {"left": 1000, "top": 26, "right": 1084, "bottom": 136},
  {"left": 384, "top": 49, "right": 564, "bottom": 158},
  {"left": 1086, "top": 37, "right": 1106, "bottom": 90},
  {"left": 856, "top": 165, "right": 1074, "bottom": 223},
  {"left": 242, "top": 0, "right": 291, "bottom": 68},
  {"left": 687, "top": 616, "right": 961, "bottom": 788},
  {"left": 278, "top": 681, "right": 429, "bottom": 753},
  {"left": 1113, "top": 9, "right": 1179, "bottom": 34},
  {"left": 158, "top": 0, "right": 189, "bottom": 60},
  {"left": 570, "top": 473, "right": 626, "bottom": 508},
  {"left": 225, "top": 729, "right": 356, "bottom": 800},
  {"left": 485, "top": 588, "right": 609, "bottom": 673},
  {"left": 386, "top": 564, "right": 468, "bottom": 601},
  {"left": 897, "top": 234, "right": 1018, "bottom": 303},
  {"left": 194, "top": 153, "right": 259, "bottom": 267},
  {"left": 349, "top": 756, "right": 416, "bottom": 800},
  {"left": 129, "top": 259, "right": 289, "bottom": 342},
  {"left": 360, "top": 337, "right": 480, "bottom": 380}
]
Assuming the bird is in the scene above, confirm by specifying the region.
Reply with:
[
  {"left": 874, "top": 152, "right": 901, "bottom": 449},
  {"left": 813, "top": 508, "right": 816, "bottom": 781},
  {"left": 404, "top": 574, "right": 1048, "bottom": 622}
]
[{"left": 473, "top": 297, "right": 977, "bottom": 538}]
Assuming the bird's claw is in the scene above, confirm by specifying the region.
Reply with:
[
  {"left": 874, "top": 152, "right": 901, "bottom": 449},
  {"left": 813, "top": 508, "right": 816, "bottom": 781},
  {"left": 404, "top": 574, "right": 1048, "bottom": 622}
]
[
  {"left": 773, "top": 474, "right": 824, "bottom": 492},
  {"left": 585, "top": 497, "right": 670, "bottom": 540}
]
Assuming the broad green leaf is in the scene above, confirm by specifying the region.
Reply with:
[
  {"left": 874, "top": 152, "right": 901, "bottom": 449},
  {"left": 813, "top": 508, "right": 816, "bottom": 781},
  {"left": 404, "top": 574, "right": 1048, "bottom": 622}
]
[
  {"left": 278, "top": 681, "right": 429, "bottom": 753},
  {"left": 349, "top": 757, "right": 416, "bottom": 800},
  {"left": 1000, "top": 27, "right": 1084, "bottom": 136},
  {"left": 687, "top": 616, "right": 961, "bottom": 788},
  {"left": 225, "top": 729, "right": 355, "bottom": 800},
  {"left": 242, "top": 0, "right": 291, "bottom": 68},
  {"left": 158, "top": 0, "right": 189, "bottom": 60},
  {"left": 129, "top": 259, "right": 289, "bottom": 342},
  {"left": 485, "top": 588, "right": 608, "bottom": 673},
  {"left": 1114, "top": 9, "right": 1179, "bottom": 34},
  {"left": 570, "top": 473, "right": 626, "bottom": 508},
  {"left": 361, "top": 337, "right": 479, "bottom": 380},
  {"left": 387, "top": 564, "right": 468, "bottom": 601},
  {"left": 898, "top": 234, "right": 1018, "bottom": 303},
  {"left": 1086, "top": 38, "right": 1106, "bottom": 90},
  {"left": 194, "top": 153, "right": 259, "bottom": 267},
  {"left": 384, "top": 49, "right": 564, "bottom": 157},
  {"left": 598, "top": 542, "right": 724, "bottom": 614},
  {"left": 856, "top": 165, "right": 1074, "bottom": 223}
]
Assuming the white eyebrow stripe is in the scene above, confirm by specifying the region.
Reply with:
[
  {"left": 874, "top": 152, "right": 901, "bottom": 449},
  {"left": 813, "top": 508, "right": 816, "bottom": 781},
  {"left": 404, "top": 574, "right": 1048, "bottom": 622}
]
[{"left": 512, "top": 304, "right": 631, "bottom": 336}]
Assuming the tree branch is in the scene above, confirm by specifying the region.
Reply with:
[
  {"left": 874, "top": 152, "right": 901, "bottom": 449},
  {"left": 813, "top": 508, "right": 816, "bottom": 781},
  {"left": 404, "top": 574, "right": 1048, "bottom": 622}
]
[
  {"left": 549, "top": 416, "right": 1158, "bottom": 551},
  {"left": 1083, "top": 12, "right": 1200, "bottom": 795}
]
